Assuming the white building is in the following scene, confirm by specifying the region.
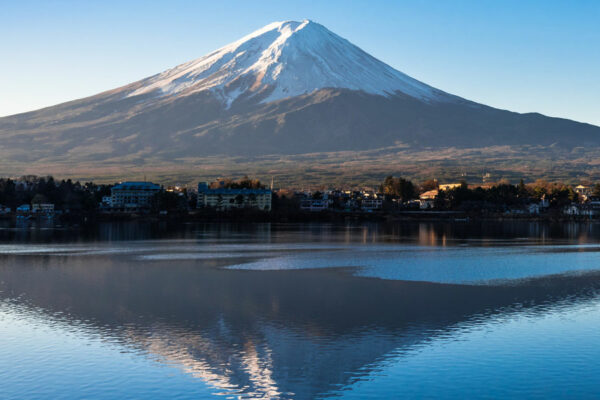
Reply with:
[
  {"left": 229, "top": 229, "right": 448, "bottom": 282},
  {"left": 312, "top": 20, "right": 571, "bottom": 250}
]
[
  {"left": 111, "top": 181, "right": 161, "bottom": 211},
  {"left": 361, "top": 199, "right": 382, "bottom": 211},
  {"left": 300, "top": 199, "right": 329, "bottom": 212},
  {"left": 32, "top": 203, "right": 54, "bottom": 214},
  {"left": 197, "top": 182, "right": 272, "bottom": 211}
]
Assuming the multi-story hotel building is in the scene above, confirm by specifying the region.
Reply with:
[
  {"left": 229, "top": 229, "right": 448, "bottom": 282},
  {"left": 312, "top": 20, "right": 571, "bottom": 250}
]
[
  {"left": 197, "top": 182, "right": 272, "bottom": 211},
  {"left": 111, "top": 181, "right": 161, "bottom": 211}
]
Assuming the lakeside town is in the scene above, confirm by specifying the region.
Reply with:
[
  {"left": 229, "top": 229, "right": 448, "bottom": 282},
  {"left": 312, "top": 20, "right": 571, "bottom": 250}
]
[{"left": 1, "top": 174, "right": 600, "bottom": 222}]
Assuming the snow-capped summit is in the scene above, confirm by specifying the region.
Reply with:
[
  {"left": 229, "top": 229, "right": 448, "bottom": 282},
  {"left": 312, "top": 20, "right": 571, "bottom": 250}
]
[{"left": 128, "top": 20, "right": 453, "bottom": 105}]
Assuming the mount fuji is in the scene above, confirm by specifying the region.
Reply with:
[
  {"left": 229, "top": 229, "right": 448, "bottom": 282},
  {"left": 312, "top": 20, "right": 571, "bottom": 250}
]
[
  {"left": 0, "top": 20, "right": 599, "bottom": 182},
  {"left": 127, "top": 20, "right": 455, "bottom": 105}
]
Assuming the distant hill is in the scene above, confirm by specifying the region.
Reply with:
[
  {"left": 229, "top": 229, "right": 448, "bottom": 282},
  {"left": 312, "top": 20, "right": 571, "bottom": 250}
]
[{"left": 1, "top": 20, "right": 598, "bottom": 184}]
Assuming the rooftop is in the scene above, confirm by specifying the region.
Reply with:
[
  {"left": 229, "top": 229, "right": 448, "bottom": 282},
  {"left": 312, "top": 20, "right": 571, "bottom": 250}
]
[
  {"left": 198, "top": 184, "right": 271, "bottom": 195},
  {"left": 113, "top": 181, "right": 161, "bottom": 190}
]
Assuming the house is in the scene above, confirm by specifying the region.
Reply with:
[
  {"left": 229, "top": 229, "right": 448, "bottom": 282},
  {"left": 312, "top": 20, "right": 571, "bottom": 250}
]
[
  {"left": 300, "top": 199, "right": 329, "bottom": 211},
  {"left": 32, "top": 203, "right": 54, "bottom": 214},
  {"left": 197, "top": 182, "right": 272, "bottom": 211},
  {"left": 405, "top": 199, "right": 421, "bottom": 209},
  {"left": 361, "top": 199, "right": 382, "bottom": 211},
  {"left": 584, "top": 197, "right": 600, "bottom": 216},
  {"left": 564, "top": 203, "right": 600, "bottom": 217},
  {"left": 101, "top": 196, "right": 112, "bottom": 208},
  {"left": 506, "top": 207, "right": 526, "bottom": 215},
  {"left": 575, "top": 185, "right": 593, "bottom": 201},
  {"left": 419, "top": 190, "right": 438, "bottom": 209},
  {"left": 166, "top": 185, "right": 186, "bottom": 194},
  {"left": 588, "top": 196, "right": 600, "bottom": 207},
  {"left": 438, "top": 183, "right": 463, "bottom": 191},
  {"left": 527, "top": 203, "right": 541, "bottom": 215},
  {"left": 111, "top": 181, "right": 161, "bottom": 211},
  {"left": 563, "top": 204, "right": 579, "bottom": 216},
  {"left": 16, "top": 204, "right": 30, "bottom": 214},
  {"left": 420, "top": 190, "right": 438, "bottom": 200}
]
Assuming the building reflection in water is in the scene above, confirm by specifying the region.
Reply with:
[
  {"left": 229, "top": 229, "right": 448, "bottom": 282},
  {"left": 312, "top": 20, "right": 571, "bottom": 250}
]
[{"left": 2, "top": 219, "right": 600, "bottom": 245}]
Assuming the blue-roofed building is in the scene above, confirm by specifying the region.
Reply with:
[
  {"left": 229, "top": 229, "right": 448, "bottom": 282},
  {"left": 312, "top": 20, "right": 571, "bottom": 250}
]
[
  {"left": 197, "top": 182, "right": 272, "bottom": 211},
  {"left": 111, "top": 181, "right": 161, "bottom": 211}
]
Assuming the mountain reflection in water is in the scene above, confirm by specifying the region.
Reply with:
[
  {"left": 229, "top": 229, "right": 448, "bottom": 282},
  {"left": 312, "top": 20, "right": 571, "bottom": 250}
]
[{"left": 1, "top": 221, "right": 600, "bottom": 399}]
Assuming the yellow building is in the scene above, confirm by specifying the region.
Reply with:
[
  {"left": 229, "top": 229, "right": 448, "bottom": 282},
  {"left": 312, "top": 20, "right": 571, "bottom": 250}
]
[{"left": 438, "top": 183, "right": 463, "bottom": 191}]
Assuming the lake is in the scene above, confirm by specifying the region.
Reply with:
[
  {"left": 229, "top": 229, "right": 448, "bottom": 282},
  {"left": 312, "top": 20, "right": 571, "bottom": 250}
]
[{"left": 1, "top": 221, "right": 600, "bottom": 399}]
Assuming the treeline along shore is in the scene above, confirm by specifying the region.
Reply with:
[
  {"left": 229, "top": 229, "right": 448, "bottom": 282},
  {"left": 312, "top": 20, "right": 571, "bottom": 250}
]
[{"left": 1, "top": 175, "right": 600, "bottom": 225}]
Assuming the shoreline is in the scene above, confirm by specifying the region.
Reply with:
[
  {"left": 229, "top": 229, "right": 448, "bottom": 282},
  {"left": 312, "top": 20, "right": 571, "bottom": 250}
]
[{"left": 3, "top": 209, "right": 599, "bottom": 228}]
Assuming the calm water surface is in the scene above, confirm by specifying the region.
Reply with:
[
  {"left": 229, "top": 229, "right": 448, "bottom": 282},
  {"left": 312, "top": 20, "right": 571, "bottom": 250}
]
[{"left": 1, "top": 221, "right": 600, "bottom": 399}]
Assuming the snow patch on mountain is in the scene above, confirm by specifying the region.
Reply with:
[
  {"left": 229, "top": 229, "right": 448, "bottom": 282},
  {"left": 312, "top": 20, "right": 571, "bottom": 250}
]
[{"left": 128, "top": 20, "right": 455, "bottom": 105}]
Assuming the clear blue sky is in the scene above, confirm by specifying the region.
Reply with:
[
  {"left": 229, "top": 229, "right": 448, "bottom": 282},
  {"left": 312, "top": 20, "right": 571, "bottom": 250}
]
[{"left": 2, "top": 0, "right": 599, "bottom": 125}]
